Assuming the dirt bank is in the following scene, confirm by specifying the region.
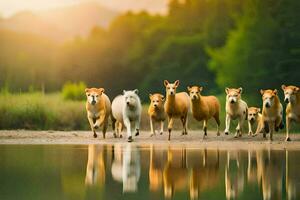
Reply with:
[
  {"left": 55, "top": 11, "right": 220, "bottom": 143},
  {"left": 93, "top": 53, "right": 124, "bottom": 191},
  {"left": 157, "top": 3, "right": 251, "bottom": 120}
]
[{"left": 0, "top": 130, "right": 300, "bottom": 150}]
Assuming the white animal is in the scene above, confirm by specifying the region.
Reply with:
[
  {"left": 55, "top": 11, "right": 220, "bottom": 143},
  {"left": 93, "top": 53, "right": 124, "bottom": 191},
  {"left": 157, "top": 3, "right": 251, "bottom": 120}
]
[
  {"left": 111, "top": 89, "right": 142, "bottom": 142},
  {"left": 224, "top": 88, "right": 248, "bottom": 137}
]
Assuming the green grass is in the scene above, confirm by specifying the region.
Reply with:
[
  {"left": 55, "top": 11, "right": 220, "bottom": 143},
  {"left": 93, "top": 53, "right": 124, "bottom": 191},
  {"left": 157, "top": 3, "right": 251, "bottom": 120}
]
[
  {"left": 0, "top": 93, "right": 88, "bottom": 130},
  {"left": 0, "top": 92, "right": 298, "bottom": 133}
]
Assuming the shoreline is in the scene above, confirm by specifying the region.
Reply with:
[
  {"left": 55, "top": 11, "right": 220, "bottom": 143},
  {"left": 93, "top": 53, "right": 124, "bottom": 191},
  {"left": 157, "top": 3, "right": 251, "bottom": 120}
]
[{"left": 0, "top": 130, "right": 300, "bottom": 150}]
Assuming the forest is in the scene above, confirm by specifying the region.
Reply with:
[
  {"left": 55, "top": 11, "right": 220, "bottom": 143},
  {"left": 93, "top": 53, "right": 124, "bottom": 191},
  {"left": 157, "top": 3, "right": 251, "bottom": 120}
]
[{"left": 0, "top": 0, "right": 299, "bottom": 102}]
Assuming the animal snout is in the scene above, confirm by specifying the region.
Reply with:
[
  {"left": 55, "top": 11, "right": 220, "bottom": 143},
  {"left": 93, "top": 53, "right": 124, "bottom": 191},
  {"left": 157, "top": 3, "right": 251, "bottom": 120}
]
[
  {"left": 154, "top": 104, "right": 158, "bottom": 107},
  {"left": 230, "top": 100, "right": 235, "bottom": 104},
  {"left": 250, "top": 118, "right": 255, "bottom": 122},
  {"left": 284, "top": 98, "right": 289, "bottom": 103},
  {"left": 127, "top": 101, "right": 130, "bottom": 105},
  {"left": 170, "top": 91, "right": 174, "bottom": 95},
  {"left": 265, "top": 102, "right": 271, "bottom": 108},
  {"left": 91, "top": 100, "right": 96, "bottom": 105}
]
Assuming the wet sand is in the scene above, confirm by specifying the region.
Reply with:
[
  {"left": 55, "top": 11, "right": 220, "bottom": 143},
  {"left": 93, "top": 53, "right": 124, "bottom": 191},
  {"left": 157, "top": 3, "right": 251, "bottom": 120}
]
[{"left": 0, "top": 130, "right": 300, "bottom": 150}]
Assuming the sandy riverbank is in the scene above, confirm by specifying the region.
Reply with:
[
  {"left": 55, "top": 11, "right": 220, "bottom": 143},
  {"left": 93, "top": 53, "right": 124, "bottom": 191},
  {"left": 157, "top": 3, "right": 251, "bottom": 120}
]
[{"left": 0, "top": 130, "right": 300, "bottom": 150}]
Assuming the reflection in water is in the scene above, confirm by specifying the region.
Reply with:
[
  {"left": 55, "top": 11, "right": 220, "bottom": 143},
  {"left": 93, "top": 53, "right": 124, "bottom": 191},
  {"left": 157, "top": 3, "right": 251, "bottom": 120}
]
[
  {"left": 225, "top": 150, "right": 245, "bottom": 200},
  {"left": 111, "top": 144, "right": 141, "bottom": 193},
  {"left": 1, "top": 145, "right": 300, "bottom": 200},
  {"left": 85, "top": 145, "right": 105, "bottom": 187}
]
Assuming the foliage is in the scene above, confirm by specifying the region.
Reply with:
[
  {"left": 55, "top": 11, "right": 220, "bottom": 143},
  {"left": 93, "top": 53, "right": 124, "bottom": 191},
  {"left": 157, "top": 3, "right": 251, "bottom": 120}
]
[
  {"left": 62, "top": 82, "right": 87, "bottom": 101},
  {"left": 0, "top": 0, "right": 298, "bottom": 104}
]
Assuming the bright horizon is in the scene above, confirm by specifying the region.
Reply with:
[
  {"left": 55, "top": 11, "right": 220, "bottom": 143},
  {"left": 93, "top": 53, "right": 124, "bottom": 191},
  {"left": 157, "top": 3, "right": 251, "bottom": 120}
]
[{"left": 0, "top": 0, "right": 168, "bottom": 17}]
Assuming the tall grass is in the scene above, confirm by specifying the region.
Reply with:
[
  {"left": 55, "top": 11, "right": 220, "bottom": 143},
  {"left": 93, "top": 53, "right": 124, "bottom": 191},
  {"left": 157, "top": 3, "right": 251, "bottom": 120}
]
[{"left": 0, "top": 93, "right": 88, "bottom": 130}]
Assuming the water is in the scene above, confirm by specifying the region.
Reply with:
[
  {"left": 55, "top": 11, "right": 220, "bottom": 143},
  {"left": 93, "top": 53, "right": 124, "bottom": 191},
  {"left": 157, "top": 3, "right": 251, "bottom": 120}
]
[{"left": 0, "top": 145, "right": 299, "bottom": 200}]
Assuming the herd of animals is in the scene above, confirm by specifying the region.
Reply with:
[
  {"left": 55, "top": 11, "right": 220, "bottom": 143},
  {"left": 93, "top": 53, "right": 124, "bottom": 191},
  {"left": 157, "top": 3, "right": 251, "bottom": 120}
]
[{"left": 85, "top": 80, "right": 300, "bottom": 142}]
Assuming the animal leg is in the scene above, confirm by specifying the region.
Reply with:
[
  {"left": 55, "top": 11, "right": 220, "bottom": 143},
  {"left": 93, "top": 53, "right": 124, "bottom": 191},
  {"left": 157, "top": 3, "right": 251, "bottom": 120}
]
[
  {"left": 285, "top": 116, "right": 291, "bottom": 141},
  {"left": 160, "top": 120, "right": 164, "bottom": 135},
  {"left": 235, "top": 117, "right": 243, "bottom": 138},
  {"left": 94, "top": 114, "right": 105, "bottom": 129},
  {"left": 111, "top": 116, "right": 117, "bottom": 138},
  {"left": 269, "top": 121, "right": 275, "bottom": 141},
  {"left": 124, "top": 119, "right": 133, "bottom": 142},
  {"left": 224, "top": 114, "right": 231, "bottom": 135},
  {"left": 102, "top": 118, "right": 108, "bottom": 139},
  {"left": 118, "top": 122, "right": 123, "bottom": 138},
  {"left": 88, "top": 116, "right": 97, "bottom": 138},
  {"left": 248, "top": 121, "right": 253, "bottom": 136},
  {"left": 214, "top": 114, "right": 221, "bottom": 136},
  {"left": 203, "top": 120, "right": 207, "bottom": 138},
  {"left": 150, "top": 117, "right": 155, "bottom": 137},
  {"left": 135, "top": 116, "right": 141, "bottom": 136},
  {"left": 134, "top": 120, "right": 140, "bottom": 136},
  {"left": 168, "top": 117, "right": 174, "bottom": 141},
  {"left": 181, "top": 115, "right": 188, "bottom": 135}
]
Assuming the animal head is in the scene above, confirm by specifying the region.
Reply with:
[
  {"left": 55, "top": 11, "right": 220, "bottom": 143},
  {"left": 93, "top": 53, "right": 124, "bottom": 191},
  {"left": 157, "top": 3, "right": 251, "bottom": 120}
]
[
  {"left": 85, "top": 88, "right": 105, "bottom": 105},
  {"left": 225, "top": 87, "right": 243, "bottom": 104},
  {"left": 281, "top": 85, "right": 299, "bottom": 104},
  {"left": 260, "top": 89, "right": 278, "bottom": 108},
  {"left": 149, "top": 93, "right": 164, "bottom": 109},
  {"left": 187, "top": 86, "right": 203, "bottom": 100},
  {"left": 248, "top": 107, "right": 261, "bottom": 122},
  {"left": 164, "top": 80, "right": 179, "bottom": 96},
  {"left": 123, "top": 89, "right": 140, "bottom": 108}
]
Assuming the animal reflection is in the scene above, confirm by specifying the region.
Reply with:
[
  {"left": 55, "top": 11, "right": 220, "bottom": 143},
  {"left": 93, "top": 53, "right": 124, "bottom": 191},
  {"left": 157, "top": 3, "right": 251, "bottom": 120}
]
[
  {"left": 84, "top": 145, "right": 300, "bottom": 200},
  {"left": 225, "top": 150, "right": 246, "bottom": 200},
  {"left": 163, "top": 147, "right": 189, "bottom": 198},
  {"left": 152, "top": 147, "right": 220, "bottom": 199},
  {"left": 85, "top": 145, "right": 106, "bottom": 187},
  {"left": 286, "top": 150, "right": 300, "bottom": 200},
  {"left": 111, "top": 144, "right": 141, "bottom": 193},
  {"left": 188, "top": 149, "right": 219, "bottom": 200},
  {"left": 149, "top": 145, "right": 166, "bottom": 191}
]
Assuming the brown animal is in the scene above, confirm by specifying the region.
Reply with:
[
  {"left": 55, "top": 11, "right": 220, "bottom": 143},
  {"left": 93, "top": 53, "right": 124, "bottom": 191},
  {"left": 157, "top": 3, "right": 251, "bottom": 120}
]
[
  {"left": 187, "top": 86, "right": 221, "bottom": 137},
  {"left": 85, "top": 88, "right": 112, "bottom": 138},
  {"left": 281, "top": 85, "right": 300, "bottom": 141},
  {"left": 148, "top": 93, "right": 166, "bottom": 137},
  {"left": 164, "top": 80, "right": 190, "bottom": 141},
  {"left": 260, "top": 89, "right": 284, "bottom": 141},
  {"left": 247, "top": 107, "right": 266, "bottom": 136}
]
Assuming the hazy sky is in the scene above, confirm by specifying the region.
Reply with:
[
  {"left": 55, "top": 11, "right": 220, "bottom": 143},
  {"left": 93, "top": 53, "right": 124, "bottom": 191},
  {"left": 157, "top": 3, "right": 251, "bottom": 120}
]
[{"left": 0, "top": 0, "right": 167, "bottom": 17}]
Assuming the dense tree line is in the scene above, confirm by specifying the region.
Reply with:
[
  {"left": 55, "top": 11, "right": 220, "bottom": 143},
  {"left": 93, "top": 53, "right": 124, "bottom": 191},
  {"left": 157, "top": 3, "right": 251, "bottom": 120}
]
[{"left": 0, "top": 0, "right": 299, "bottom": 102}]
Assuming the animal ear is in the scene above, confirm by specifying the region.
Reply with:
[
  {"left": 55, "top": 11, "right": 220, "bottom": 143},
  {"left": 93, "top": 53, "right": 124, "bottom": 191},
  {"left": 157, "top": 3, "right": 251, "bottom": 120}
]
[
  {"left": 134, "top": 89, "right": 139, "bottom": 94},
  {"left": 187, "top": 86, "right": 191, "bottom": 92},
  {"left": 225, "top": 87, "right": 230, "bottom": 94},
  {"left": 257, "top": 108, "right": 261, "bottom": 113},
  {"left": 260, "top": 89, "right": 264, "bottom": 95},
  {"left": 161, "top": 95, "right": 165, "bottom": 101},
  {"left": 273, "top": 89, "right": 277, "bottom": 95},
  {"left": 294, "top": 87, "right": 299, "bottom": 93},
  {"left": 98, "top": 88, "right": 105, "bottom": 94},
  {"left": 199, "top": 86, "right": 203, "bottom": 92},
  {"left": 123, "top": 90, "right": 126, "bottom": 95},
  {"left": 174, "top": 80, "right": 180, "bottom": 87},
  {"left": 281, "top": 85, "right": 286, "bottom": 90},
  {"left": 238, "top": 87, "right": 243, "bottom": 94},
  {"left": 85, "top": 88, "right": 90, "bottom": 93},
  {"left": 164, "top": 80, "right": 169, "bottom": 87},
  {"left": 149, "top": 94, "right": 152, "bottom": 100}
]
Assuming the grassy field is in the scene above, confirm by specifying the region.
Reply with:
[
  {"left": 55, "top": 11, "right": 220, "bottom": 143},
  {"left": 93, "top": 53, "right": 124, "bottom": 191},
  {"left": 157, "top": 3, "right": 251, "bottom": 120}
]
[{"left": 0, "top": 92, "right": 298, "bottom": 133}]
